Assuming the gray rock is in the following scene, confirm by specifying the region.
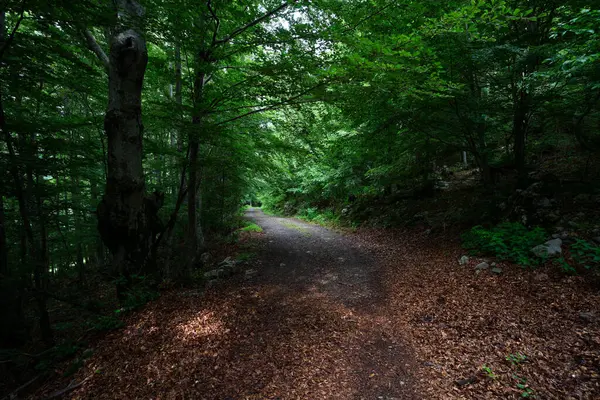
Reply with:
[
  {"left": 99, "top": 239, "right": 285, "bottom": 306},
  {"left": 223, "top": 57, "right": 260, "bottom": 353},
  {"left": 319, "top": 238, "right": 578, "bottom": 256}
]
[
  {"left": 491, "top": 267, "right": 503, "bottom": 274},
  {"left": 491, "top": 262, "right": 497, "bottom": 267},
  {"left": 475, "top": 262, "right": 489, "bottom": 270},
  {"left": 532, "top": 238, "right": 562, "bottom": 258},
  {"left": 546, "top": 213, "right": 560, "bottom": 222},
  {"left": 218, "top": 256, "right": 234, "bottom": 268},
  {"left": 459, "top": 255, "right": 469, "bottom": 266},
  {"left": 279, "top": 263, "right": 286, "bottom": 267},
  {"left": 203, "top": 270, "right": 219, "bottom": 280},
  {"left": 537, "top": 197, "right": 551, "bottom": 208},
  {"left": 245, "top": 269, "right": 258, "bottom": 279},
  {"left": 218, "top": 268, "right": 232, "bottom": 278}
]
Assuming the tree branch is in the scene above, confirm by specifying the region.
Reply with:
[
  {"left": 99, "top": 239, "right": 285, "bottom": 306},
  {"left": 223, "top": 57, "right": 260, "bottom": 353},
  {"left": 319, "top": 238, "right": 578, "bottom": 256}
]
[
  {"left": 0, "top": 4, "right": 26, "bottom": 61},
  {"left": 206, "top": 0, "right": 220, "bottom": 46},
  {"left": 214, "top": 1, "right": 292, "bottom": 46},
  {"left": 215, "top": 82, "right": 326, "bottom": 126},
  {"left": 82, "top": 29, "right": 109, "bottom": 71}
]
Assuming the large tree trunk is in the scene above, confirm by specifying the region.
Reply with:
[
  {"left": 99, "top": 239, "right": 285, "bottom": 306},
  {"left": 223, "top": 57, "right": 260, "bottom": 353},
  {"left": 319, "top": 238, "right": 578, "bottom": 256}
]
[
  {"left": 96, "top": 27, "right": 157, "bottom": 301},
  {"left": 186, "top": 57, "right": 208, "bottom": 271}
]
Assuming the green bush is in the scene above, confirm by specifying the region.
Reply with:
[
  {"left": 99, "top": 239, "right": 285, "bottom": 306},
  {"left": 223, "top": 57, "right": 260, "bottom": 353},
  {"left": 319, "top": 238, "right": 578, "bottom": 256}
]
[
  {"left": 571, "top": 239, "right": 600, "bottom": 271},
  {"left": 462, "top": 222, "right": 547, "bottom": 266}
]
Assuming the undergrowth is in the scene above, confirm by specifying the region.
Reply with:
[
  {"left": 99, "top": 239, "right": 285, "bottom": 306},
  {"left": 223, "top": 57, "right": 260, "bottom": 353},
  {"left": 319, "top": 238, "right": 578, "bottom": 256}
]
[{"left": 462, "top": 222, "right": 547, "bottom": 266}]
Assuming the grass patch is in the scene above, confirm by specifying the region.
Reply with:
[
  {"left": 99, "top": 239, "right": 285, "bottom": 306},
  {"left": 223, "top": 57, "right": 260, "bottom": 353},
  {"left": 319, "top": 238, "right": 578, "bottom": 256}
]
[
  {"left": 240, "top": 221, "right": 263, "bottom": 233},
  {"left": 281, "top": 221, "right": 311, "bottom": 236}
]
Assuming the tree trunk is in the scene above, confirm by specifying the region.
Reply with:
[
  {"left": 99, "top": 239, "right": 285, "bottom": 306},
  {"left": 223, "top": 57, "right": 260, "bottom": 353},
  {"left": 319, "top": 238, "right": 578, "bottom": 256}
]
[
  {"left": 186, "top": 58, "right": 208, "bottom": 271},
  {"left": 513, "top": 90, "right": 529, "bottom": 188},
  {"left": 96, "top": 26, "right": 157, "bottom": 301},
  {"left": 0, "top": 195, "right": 7, "bottom": 276},
  {"left": 90, "top": 179, "right": 105, "bottom": 266}
]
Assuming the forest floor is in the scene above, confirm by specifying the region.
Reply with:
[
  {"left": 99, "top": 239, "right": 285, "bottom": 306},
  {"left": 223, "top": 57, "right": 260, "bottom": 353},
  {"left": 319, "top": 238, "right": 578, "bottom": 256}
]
[{"left": 33, "top": 209, "right": 600, "bottom": 399}]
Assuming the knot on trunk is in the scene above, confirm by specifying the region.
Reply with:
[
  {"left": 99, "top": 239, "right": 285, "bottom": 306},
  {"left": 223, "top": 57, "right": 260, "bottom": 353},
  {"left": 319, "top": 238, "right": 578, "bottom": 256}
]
[{"left": 111, "top": 29, "right": 148, "bottom": 79}]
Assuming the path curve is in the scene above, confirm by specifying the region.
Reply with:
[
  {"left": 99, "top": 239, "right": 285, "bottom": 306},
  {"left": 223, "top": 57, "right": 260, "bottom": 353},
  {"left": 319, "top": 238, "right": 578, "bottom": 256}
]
[{"left": 242, "top": 208, "right": 415, "bottom": 399}]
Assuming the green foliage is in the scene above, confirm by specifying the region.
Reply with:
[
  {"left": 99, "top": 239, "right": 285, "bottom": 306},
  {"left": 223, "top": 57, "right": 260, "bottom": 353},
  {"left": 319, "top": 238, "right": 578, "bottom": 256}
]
[
  {"left": 570, "top": 239, "right": 600, "bottom": 270},
  {"left": 513, "top": 375, "right": 535, "bottom": 398},
  {"left": 240, "top": 222, "right": 263, "bottom": 233},
  {"left": 506, "top": 353, "right": 528, "bottom": 366},
  {"left": 481, "top": 364, "right": 497, "bottom": 380},
  {"left": 462, "top": 223, "right": 547, "bottom": 266},
  {"left": 298, "top": 208, "right": 340, "bottom": 226},
  {"left": 554, "top": 256, "right": 577, "bottom": 275}
]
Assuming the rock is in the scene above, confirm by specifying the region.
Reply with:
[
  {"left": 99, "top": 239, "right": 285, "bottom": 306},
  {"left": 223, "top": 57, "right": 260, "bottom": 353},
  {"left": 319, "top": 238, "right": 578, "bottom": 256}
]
[
  {"left": 580, "top": 312, "right": 596, "bottom": 323},
  {"left": 218, "top": 256, "right": 234, "bottom": 268},
  {"left": 217, "top": 268, "right": 231, "bottom": 278},
  {"left": 475, "top": 262, "right": 489, "bottom": 270},
  {"left": 546, "top": 212, "right": 560, "bottom": 222},
  {"left": 534, "top": 273, "right": 549, "bottom": 282},
  {"left": 574, "top": 194, "right": 592, "bottom": 204},
  {"left": 537, "top": 197, "right": 551, "bottom": 208},
  {"left": 491, "top": 262, "right": 497, "bottom": 267},
  {"left": 245, "top": 269, "right": 258, "bottom": 279},
  {"left": 200, "top": 252, "right": 211, "bottom": 265},
  {"left": 491, "top": 267, "right": 503, "bottom": 274},
  {"left": 532, "top": 238, "right": 562, "bottom": 258},
  {"left": 203, "top": 270, "right": 219, "bottom": 280},
  {"left": 459, "top": 255, "right": 469, "bottom": 266},
  {"left": 279, "top": 263, "right": 286, "bottom": 267},
  {"left": 568, "top": 221, "right": 579, "bottom": 228},
  {"left": 455, "top": 376, "right": 477, "bottom": 387}
]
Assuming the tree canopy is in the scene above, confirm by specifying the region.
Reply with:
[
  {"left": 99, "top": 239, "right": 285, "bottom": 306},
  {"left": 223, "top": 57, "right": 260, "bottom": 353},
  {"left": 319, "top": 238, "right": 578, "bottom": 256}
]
[{"left": 1, "top": 0, "right": 599, "bottom": 395}]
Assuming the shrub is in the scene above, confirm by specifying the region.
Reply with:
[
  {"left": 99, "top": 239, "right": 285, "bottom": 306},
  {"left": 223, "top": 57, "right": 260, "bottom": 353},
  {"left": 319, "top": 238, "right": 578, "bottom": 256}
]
[
  {"left": 462, "top": 222, "right": 547, "bottom": 266},
  {"left": 570, "top": 239, "right": 600, "bottom": 271}
]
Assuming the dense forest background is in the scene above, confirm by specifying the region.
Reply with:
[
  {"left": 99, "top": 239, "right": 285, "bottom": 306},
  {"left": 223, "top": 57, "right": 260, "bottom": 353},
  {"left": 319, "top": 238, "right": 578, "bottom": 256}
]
[{"left": 1, "top": 0, "right": 599, "bottom": 397}]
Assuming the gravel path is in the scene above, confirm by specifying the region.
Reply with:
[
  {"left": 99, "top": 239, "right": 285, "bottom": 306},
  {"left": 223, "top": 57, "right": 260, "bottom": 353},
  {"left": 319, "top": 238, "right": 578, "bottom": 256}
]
[
  {"left": 241, "top": 208, "right": 415, "bottom": 399},
  {"left": 247, "top": 208, "right": 382, "bottom": 309}
]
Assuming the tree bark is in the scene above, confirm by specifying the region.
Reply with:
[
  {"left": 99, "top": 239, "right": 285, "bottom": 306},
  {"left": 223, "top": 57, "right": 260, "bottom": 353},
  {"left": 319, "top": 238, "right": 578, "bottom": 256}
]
[
  {"left": 95, "top": 25, "right": 159, "bottom": 300},
  {"left": 0, "top": 195, "right": 7, "bottom": 276},
  {"left": 513, "top": 90, "right": 529, "bottom": 188}
]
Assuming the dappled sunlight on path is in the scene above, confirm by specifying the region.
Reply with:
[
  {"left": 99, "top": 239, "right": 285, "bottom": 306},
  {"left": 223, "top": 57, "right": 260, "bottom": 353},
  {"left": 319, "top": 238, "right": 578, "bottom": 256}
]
[{"left": 37, "top": 210, "right": 414, "bottom": 399}]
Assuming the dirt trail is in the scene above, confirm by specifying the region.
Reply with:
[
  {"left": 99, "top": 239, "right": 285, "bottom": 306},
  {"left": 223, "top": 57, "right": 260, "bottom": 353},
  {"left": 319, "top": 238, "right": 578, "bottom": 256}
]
[
  {"left": 35, "top": 209, "right": 415, "bottom": 400},
  {"left": 246, "top": 208, "right": 383, "bottom": 310}
]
